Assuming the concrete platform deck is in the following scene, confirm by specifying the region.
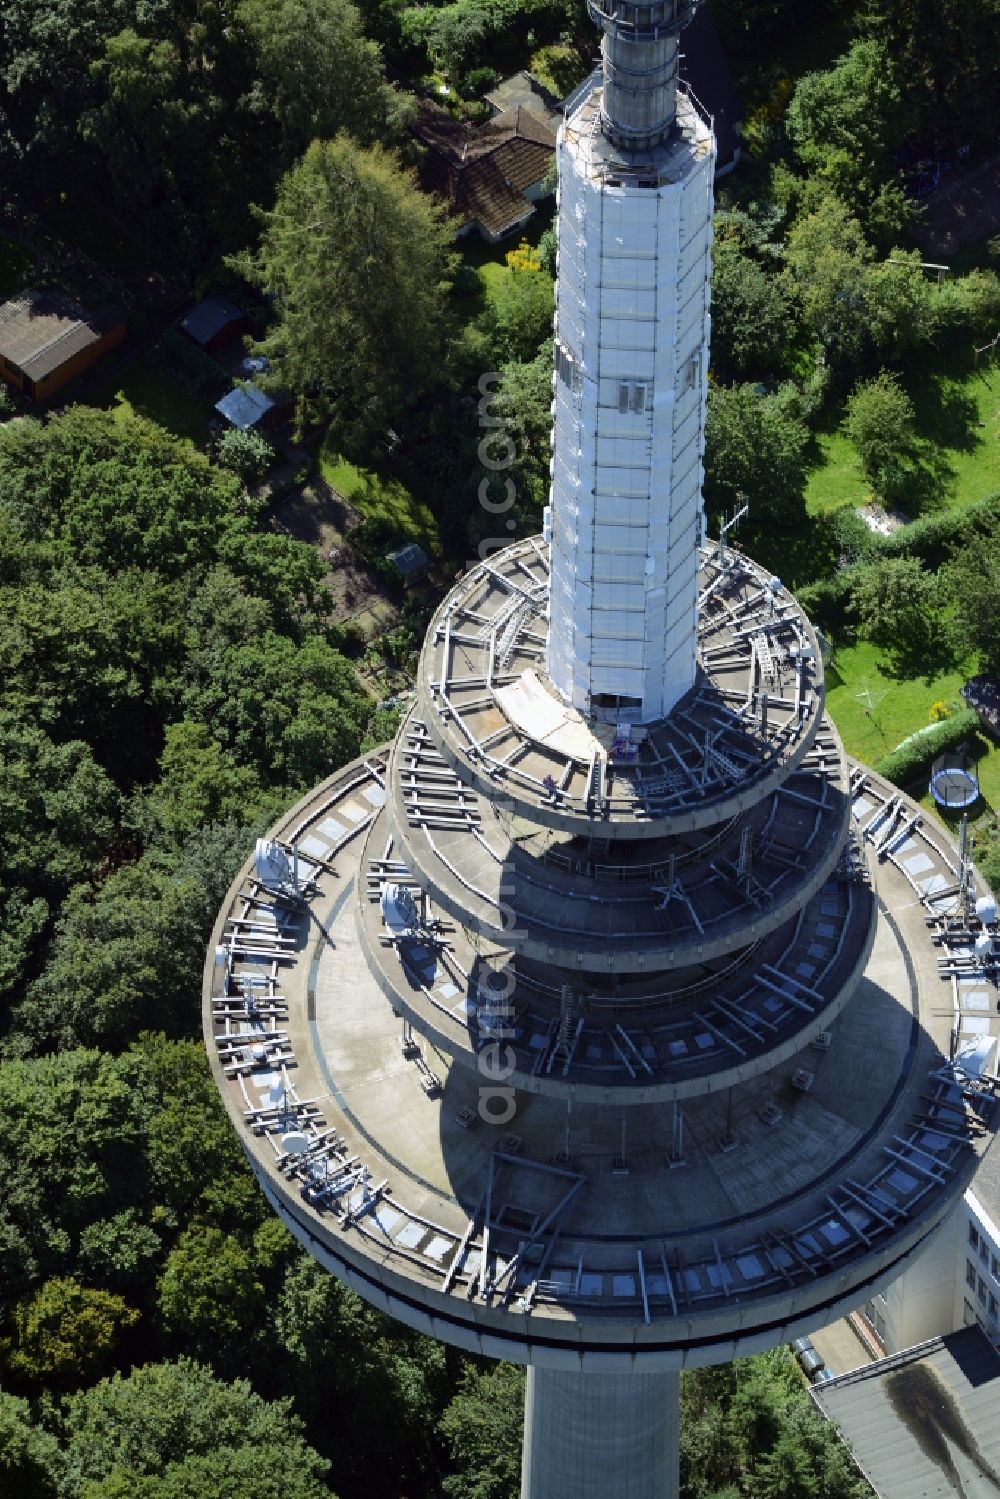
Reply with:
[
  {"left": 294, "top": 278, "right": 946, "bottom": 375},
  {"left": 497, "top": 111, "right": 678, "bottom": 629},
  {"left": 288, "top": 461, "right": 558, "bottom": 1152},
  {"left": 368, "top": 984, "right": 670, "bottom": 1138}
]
[
  {"left": 203, "top": 755, "right": 999, "bottom": 1368},
  {"left": 417, "top": 538, "right": 824, "bottom": 838},
  {"left": 385, "top": 707, "right": 850, "bottom": 971}
]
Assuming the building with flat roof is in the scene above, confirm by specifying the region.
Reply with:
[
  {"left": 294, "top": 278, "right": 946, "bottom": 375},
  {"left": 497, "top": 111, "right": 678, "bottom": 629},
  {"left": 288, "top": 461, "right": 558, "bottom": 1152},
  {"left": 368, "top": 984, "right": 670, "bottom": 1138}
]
[{"left": 813, "top": 1326, "right": 1000, "bottom": 1498}]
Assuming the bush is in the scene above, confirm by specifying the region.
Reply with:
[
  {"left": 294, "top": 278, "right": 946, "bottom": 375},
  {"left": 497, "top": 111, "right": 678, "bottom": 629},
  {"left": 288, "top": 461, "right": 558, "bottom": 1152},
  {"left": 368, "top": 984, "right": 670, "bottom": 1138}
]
[
  {"left": 215, "top": 426, "right": 276, "bottom": 483},
  {"left": 873, "top": 709, "right": 980, "bottom": 788},
  {"left": 876, "top": 493, "right": 1000, "bottom": 569},
  {"left": 796, "top": 571, "right": 858, "bottom": 636},
  {"left": 460, "top": 65, "right": 496, "bottom": 98}
]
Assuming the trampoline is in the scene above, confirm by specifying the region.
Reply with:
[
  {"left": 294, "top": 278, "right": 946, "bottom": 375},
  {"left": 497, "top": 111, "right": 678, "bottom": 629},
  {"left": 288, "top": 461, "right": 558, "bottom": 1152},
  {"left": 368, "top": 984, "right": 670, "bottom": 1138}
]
[{"left": 929, "top": 750, "right": 980, "bottom": 809}]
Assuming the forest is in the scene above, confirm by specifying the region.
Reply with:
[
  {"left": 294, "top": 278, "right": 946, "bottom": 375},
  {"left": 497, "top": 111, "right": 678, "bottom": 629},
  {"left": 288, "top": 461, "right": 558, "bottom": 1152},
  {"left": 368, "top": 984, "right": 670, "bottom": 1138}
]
[{"left": 2, "top": 0, "right": 1000, "bottom": 1493}]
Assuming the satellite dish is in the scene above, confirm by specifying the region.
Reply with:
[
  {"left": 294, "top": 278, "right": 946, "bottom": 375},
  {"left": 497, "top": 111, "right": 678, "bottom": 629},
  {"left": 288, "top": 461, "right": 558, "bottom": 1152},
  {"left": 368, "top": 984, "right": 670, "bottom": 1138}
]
[
  {"left": 281, "top": 1131, "right": 310, "bottom": 1154},
  {"left": 255, "top": 838, "right": 294, "bottom": 888},
  {"left": 381, "top": 883, "right": 419, "bottom": 934},
  {"left": 976, "top": 895, "right": 998, "bottom": 926},
  {"left": 954, "top": 1035, "right": 998, "bottom": 1081}
]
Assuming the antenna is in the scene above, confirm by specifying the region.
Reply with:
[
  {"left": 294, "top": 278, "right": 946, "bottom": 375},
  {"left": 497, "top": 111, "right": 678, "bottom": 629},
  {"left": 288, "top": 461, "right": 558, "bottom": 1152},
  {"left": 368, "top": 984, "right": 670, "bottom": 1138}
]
[
  {"left": 855, "top": 678, "right": 888, "bottom": 719},
  {"left": 717, "top": 496, "right": 748, "bottom": 572}
]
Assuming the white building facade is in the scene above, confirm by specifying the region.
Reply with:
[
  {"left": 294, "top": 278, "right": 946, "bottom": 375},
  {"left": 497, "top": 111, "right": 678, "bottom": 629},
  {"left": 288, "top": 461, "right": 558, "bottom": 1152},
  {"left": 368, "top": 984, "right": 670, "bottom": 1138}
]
[
  {"left": 545, "top": 77, "right": 715, "bottom": 724},
  {"left": 863, "top": 1173, "right": 1000, "bottom": 1354}
]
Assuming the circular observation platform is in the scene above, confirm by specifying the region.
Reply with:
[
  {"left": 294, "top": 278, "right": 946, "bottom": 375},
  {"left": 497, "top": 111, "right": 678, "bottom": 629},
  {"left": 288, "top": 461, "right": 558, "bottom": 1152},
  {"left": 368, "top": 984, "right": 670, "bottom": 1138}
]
[
  {"left": 382, "top": 705, "right": 851, "bottom": 974},
  {"left": 357, "top": 803, "right": 877, "bottom": 1103},
  {"left": 203, "top": 754, "right": 998, "bottom": 1371},
  {"left": 416, "top": 538, "right": 825, "bottom": 840}
]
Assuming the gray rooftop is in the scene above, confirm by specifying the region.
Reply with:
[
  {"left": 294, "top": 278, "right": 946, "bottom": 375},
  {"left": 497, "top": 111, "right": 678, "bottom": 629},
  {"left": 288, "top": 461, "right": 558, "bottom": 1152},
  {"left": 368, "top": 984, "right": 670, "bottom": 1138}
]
[
  {"left": 813, "top": 1327, "right": 1000, "bottom": 1498},
  {"left": 0, "top": 290, "right": 125, "bottom": 380}
]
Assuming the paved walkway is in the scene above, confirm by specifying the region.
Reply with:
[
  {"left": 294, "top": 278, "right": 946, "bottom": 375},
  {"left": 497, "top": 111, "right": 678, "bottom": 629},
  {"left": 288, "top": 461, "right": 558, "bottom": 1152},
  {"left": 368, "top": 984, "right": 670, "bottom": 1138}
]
[{"left": 811, "top": 1316, "right": 878, "bottom": 1378}]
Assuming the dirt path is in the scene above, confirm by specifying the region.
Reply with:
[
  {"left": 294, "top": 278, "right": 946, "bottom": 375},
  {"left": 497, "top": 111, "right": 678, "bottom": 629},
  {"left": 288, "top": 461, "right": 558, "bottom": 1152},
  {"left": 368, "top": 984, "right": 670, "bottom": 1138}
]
[
  {"left": 269, "top": 479, "right": 400, "bottom": 635},
  {"left": 917, "top": 153, "right": 1000, "bottom": 258}
]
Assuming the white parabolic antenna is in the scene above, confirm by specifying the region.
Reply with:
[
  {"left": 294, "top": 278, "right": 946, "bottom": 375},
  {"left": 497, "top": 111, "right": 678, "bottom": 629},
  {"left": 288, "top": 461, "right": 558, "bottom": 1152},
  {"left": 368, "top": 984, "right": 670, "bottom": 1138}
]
[
  {"left": 381, "top": 883, "right": 419, "bottom": 933},
  {"left": 954, "top": 1034, "right": 998, "bottom": 1081}
]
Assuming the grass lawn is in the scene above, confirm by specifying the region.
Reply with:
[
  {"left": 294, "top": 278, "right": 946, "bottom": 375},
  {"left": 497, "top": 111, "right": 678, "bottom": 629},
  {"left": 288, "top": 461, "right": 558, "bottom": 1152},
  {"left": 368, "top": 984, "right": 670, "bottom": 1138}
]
[
  {"left": 805, "top": 354, "right": 1000, "bottom": 519},
  {"left": 824, "top": 639, "right": 973, "bottom": 765},
  {"left": 0, "top": 236, "right": 34, "bottom": 299},
  {"left": 825, "top": 637, "right": 1000, "bottom": 829},
  {"left": 320, "top": 444, "right": 439, "bottom": 552},
  {"left": 99, "top": 364, "right": 211, "bottom": 447}
]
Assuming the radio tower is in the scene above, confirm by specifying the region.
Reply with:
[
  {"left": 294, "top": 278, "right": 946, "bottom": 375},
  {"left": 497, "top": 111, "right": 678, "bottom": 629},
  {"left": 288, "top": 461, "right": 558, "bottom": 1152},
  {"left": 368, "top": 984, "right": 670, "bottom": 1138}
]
[{"left": 204, "top": 4, "right": 997, "bottom": 1494}]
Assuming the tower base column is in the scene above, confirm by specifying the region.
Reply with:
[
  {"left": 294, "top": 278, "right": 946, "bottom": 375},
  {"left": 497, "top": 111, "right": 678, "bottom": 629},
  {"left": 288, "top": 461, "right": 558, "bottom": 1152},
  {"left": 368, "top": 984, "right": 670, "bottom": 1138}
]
[{"left": 521, "top": 1366, "right": 680, "bottom": 1499}]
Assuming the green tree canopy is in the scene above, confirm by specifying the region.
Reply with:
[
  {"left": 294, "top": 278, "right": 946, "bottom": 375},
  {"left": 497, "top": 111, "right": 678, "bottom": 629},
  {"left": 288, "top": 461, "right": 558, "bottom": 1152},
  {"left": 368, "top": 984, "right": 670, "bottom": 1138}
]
[
  {"left": 3, "top": 1278, "right": 139, "bottom": 1393},
  {"left": 50, "top": 1359, "right": 331, "bottom": 1498},
  {"left": 942, "top": 522, "right": 1000, "bottom": 673},
  {"left": 710, "top": 238, "right": 796, "bottom": 381},
  {"left": 235, "top": 135, "right": 455, "bottom": 446},
  {"left": 681, "top": 1350, "right": 871, "bottom": 1499},
  {"left": 859, "top": 0, "right": 1000, "bottom": 152},
  {"left": 238, "top": 0, "right": 413, "bottom": 162},
  {"left": 704, "top": 384, "right": 811, "bottom": 540},
  {"left": 786, "top": 40, "right": 913, "bottom": 245},
  {"left": 782, "top": 195, "right": 872, "bottom": 374},
  {"left": 850, "top": 556, "right": 940, "bottom": 664},
  {"left": 439, "top": 1361, "right": 525, "bottom": 1499},
  {"left": 0, "top": 1390, "right": 60, "bottom": 1499},
  {"left": 843, "top": 373, "right": 918, "bottom": 504}
]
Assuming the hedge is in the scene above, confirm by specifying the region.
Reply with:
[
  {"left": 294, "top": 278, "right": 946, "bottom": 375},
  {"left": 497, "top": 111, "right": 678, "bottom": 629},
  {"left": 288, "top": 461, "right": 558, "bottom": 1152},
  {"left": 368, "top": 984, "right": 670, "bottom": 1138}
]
[{"left": 872, "top": 709, "right": 980, "bottom": 788}]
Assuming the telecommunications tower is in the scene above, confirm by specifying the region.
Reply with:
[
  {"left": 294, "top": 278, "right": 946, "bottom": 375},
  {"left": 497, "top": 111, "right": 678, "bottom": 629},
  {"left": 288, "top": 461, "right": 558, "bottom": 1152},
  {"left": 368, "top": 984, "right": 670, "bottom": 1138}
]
[{"left": 204, "top": 3, "right": 997, "bottom": 1494}]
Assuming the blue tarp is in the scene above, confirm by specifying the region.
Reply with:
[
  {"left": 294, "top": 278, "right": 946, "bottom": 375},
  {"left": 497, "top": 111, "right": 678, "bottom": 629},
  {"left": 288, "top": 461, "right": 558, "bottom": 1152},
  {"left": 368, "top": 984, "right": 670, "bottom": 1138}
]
[{"left": 215, "top": 384, "right": 274, "bottom": 430}]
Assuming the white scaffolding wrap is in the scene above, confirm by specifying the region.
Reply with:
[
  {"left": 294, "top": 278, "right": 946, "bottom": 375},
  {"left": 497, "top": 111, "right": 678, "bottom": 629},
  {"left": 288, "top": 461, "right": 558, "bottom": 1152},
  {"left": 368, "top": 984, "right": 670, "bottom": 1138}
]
[{"left": 546, "top": 81, "right": 715, "bottom": 725}]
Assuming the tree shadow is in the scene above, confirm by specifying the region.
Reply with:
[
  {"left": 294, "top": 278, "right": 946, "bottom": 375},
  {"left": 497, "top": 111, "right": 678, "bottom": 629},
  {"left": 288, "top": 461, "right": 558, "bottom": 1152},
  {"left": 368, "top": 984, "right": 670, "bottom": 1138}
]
[
  {"left": 882, "top": 628, "right": 959, "bottom": 682},
  {"left": 900, "top": 442, "right": 959, "bottom": 514},
  {"left": 908, "top": 380, "right": 982, "bottom": 455}
]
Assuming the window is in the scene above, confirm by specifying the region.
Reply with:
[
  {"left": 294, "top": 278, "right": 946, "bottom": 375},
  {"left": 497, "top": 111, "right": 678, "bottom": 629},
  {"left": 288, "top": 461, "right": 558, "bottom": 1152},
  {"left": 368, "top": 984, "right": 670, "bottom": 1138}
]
[
  {"left": 555, "top": 341, "right": 580, "bottom": 393},
  {"left": 967, "top": 1260, "right": 978, "bottom": 1289},
  {"left": 682, "top": 350, "right": 701, "bottom": 393},
  {"left": 992, "top": 1254, "right": 1000, "bottom": 1279},
  {"left": 617, "top": 380, "right": 650, "bottom": 416},
  {"left": 990, "top": 1293, "right": 998, "bottom": 1321},
  {"left": 979, "top": 1276, "right": 988, "bottom": 1304},
  {"left": 969, "top": 1222, "right": 980, "bottom": 1249},
  {"left": 981, "top": 1240, "right": 990, "bottom": 1264}
]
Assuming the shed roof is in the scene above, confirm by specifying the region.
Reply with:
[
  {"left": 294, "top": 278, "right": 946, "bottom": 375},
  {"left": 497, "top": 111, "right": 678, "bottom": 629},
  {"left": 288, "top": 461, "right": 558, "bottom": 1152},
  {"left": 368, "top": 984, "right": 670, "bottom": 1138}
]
[
  {"left": 0, "top": 290, "right": 125, "bottom": 381},
  {"left": 387, "top": 542, "right": 429, "bottom": 576},
  {"left": 813, "top": 1327, "right": 1000, "bottom": 1498},
  {"left": 215, "top": 383, "right": 274, "bottom": 430},
  {"left": 180, "top": 295, "right": 246, "bottom": 347}
]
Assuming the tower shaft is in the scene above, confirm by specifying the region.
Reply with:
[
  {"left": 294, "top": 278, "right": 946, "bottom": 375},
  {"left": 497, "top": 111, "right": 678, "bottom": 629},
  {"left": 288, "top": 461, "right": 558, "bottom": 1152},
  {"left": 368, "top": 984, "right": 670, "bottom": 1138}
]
[
  {"left": 545, "top": 71, "right": 714, "bottom": 723},
  {"left": 522, "top": 1368, "right": 680, "bottom": 1499}
]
